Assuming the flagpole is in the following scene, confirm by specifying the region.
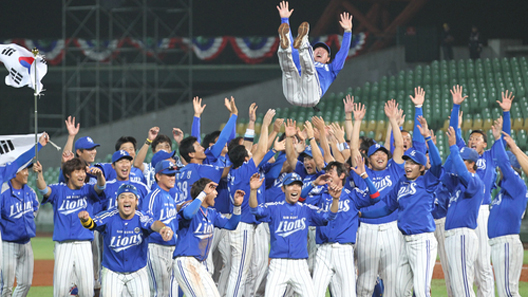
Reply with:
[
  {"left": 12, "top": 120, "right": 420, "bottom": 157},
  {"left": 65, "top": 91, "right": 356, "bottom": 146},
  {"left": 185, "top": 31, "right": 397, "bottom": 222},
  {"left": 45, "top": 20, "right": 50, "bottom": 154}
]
[{"left": 32, "top": 48, "right": 39, "bottom": 162}]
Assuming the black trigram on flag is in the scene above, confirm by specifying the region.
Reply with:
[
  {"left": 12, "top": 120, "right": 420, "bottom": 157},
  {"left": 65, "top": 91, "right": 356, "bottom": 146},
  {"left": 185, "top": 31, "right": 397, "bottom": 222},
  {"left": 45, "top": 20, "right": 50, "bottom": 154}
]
[
  {"left": 1, "top": 47, "right": 16, "bottom": 56},
  {"left": 9, "top": 68, "right": 23, "bottom": 85},
  {"left": 0, "top": 140, "right": 15, "bottom": 155}
]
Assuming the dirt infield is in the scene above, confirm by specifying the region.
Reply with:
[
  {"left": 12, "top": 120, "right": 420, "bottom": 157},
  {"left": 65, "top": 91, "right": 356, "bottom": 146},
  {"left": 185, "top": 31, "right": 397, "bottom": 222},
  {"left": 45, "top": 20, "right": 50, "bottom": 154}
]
[{"left": 32, "top": 259, "right": 528, "bottom": 286}]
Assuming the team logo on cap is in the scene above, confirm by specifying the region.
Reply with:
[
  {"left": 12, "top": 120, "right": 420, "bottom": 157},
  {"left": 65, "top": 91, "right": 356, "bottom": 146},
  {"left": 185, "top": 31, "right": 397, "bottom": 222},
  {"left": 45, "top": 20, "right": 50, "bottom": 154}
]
[
  {"left": 375, "top": 144, "right": 381, "bottom": 149},
  {"left": 119, "top": 150, "right": 127, "bottom": 156},
  {"left": 86, "top": 137, "right": 94, "bottom": 143},
  {"left": 410, "top": 150, "right": 416, "bottom": 156}
]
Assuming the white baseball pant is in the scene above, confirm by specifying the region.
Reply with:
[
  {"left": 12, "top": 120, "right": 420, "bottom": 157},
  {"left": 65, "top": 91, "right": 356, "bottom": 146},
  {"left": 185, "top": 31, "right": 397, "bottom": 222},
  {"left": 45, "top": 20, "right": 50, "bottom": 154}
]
[
  {"left": 147, "top": 243, "right": 175, "bottom": 297},
  {"left": 490, "top": 234, "right": 523, "bottom": 297},
  {"left": 473, "top": 205, "right": 494, "bottom": 297},
  {"left": 215, "top": 229, "right": 231, "bottom": 296},
  {"left": 266, "top": 258, "right": 315, "bottom": 297},
  {"left": 53, "top": 241, "right": 94, "bottom": 297},
  {"left": 205, "top": 228, "right": 223, "bottom": 276},
  {"left": 277, "top": 35, "right": 321, "bottom": 107},
  {"left": 1, "top": 241, "right": 33, "bottom": 297},
  {"left": 92, "top": 230, "right": 103, "bottom": 290},
  {"left": 313, "top": 243, "right": 356, "bottom": 297},
  {"left": 396, "top": 232, "right": 437, "bottom": 297},
  {"left": 434, "top": 217, "right": 453, "bottom": 297},
  {"left": 445, "top": 228, "right": 478, "bottom": 297},
  {"left": 226, "top": 222, "right": 255, "bottom": 297},
  {"left": 356, "top": 221, "right": 404, "bottom": 297},
  {"left": 101, "top": 266, "right": 149, "bottom": 297},
  {"left": 173, "top": 256, "right": 220, "bottom": 297},
  {"left": 245, "top": 222, "right": 270, "bottom": 297}
]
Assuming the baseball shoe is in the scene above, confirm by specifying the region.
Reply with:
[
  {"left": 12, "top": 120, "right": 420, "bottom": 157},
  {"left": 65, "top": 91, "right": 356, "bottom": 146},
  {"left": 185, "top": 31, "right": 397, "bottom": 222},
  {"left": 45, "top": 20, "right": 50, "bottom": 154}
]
[
  {"left": 278, "top": 23, "right": 290, "bottom": 49},
  {"left": 293, "top": 22, "right": 310, "bottom": 49}
]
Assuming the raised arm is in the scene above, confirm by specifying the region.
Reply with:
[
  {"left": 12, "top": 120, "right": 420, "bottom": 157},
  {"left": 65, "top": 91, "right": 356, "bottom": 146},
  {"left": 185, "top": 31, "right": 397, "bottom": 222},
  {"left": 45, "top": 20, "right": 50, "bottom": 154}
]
[
  {"left": 350, "top": 102, "right": 366, "bottom": 167},
  {"left": 182, "top": 182, "right": 217, "bottom": 220},
  {"left": 497, "top": 90, "right": 514, "bottom": 148},
  {"left": 502, "top": 132, "right": 528, "bottom": 176},
  {"left": 244, "top": 102, "right": 258, "bottom": 150},
  {"left": 491, "top": 120, "right": 516, "bottom": 181},
  {"left": 284, "top": 119, "right": 299, "bottom": 170},
  {"left": 252, "top": 109, "right": 276, "bottom": 167},
  {"left": 386, "top": 100, "right": 404, "bottom": 164},
  {"left": 332, "top": 12, "right": 353, "bottom": 71},
  {"left": 191, "top": 96, "right": 206, "bottom": 143},
  {"left": 267, "top": 118, "right": 284, "bottom": 151},
  {"left": 210, "top": 97, "right": 238, "bottom": 158},
  {"left": 417, "top": 116, "right": 441, "bottom": 177},
  {"left": 2, "top": 133, "right": 47, "bottom": 182},
  {"left": 312, "top": 116, "right": 334, "bottom": 164},
  {"left": 33, "top": 161, "right": 52, "bottom": 199},
  {"left": 87, "top": 167, "right": 106, "bottom": 195},
  {"left": 331, "top": 122, "right": 350, "bottom": 162},
  {"left": 350, "top": 155, "right": 380, "bottom": 201},
  {"left": 410, "top": 87, "right": 426, "bottom": 152},
  {"left": 62, "top": 116, "right": 79, "bottom": 163},
  {"left": 446, "top": 127, "right": 471, "bottom": 186},
  {"left": 305, "top": 121, "right": 325, "bottom": 171},
  {"left": 449, "top": 85, "right": 467, "bottom": 147},
  {"left": 343, "top": 95, "right": 356, "bottom": 157},
  {"left": 134, "top": 127, "right": 159, "bottom": 171},
  {"left": 249, "top": 173, "right": 269, "bottom": 218}
]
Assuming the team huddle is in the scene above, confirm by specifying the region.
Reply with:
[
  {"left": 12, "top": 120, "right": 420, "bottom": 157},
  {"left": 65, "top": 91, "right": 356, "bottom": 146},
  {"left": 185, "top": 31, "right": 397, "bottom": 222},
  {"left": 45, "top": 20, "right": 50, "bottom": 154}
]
[{"left": 0, "top": 1, "right": 527, "bottom": 297}]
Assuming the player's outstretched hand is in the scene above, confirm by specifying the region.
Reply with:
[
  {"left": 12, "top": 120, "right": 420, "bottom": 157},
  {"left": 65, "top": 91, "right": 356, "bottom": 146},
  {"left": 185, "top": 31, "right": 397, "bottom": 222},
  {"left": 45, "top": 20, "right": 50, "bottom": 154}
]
[
  {"left": 384, "top": 99, "right": 399, "bottom": 120},
  {"left": 193, "top": 96, "right": 206, "bottom": 117},
  {"left": 277, "top": 1, "right": 293, "bottom": 18},
  {"left": 225, "top": 96, "right": 238, "bottom": 116},
  {"left": 446, "top": 127, "right": 456, "bottom": 147},
  {"left": 285, "top": 119, "right": 297, "bottom": 137},
  {"left": 313, "top": 174, "right": 332, "bottom": 186},
  {"left": 78, "top": 210, "right": 90, "bottom": 222},
  {"left": 497, "top": 90, "right": 514, "bottom": 112},
  {"left": 273, "top": 138, "right": 286, "bottom": 152},
  {"left": 416, "top": 116, "right": 431, "bottom": 138},
  {"left": 396, "top": 108, "right": 406, "bottom": 127},
  {"left": 353, "top": 102, "right": 366, "bottom": 121},
  {"left": 87, "top": 167, "right": 104, "bottom": 177},
  {"left": 33, "top": 161, "right": 43, "bottom": 173},
  {"left": 249, "top": 103, "right": 258, "bottom": 123},
  {"left": 328, "top": 184, "right": 342, "bottom": 200},
  {"left": 250, "top": 173, "right": 264, "bottom": 190},
  {"left": 65, "top": 116, "right": 80, "bottom": 136},
  {"left": 312, "top": 116, "right": 326, "bottom": 133},
  {"left": 450, "top": 85, "right": 467, "bottom": 105},
  {"left": 262, "top": 109, "right": 276, "bottom": 127},
  {"left": 273, "top": 118, "right": 284, "bottom": 133},
  {"left": 501, "top": 131, "right": 518, "bottom": 151},
  {"left": 233, "top": 190, "right": 245, "bottom": 206},
  {"left": 410, "top": 87, "right": 425, "bottom": 106},
  {"left": 172, "top": 128, "right": 183, "bottom": 145},
  {"left": 339, "top": 12, "right": 353, "bottom": 31},
  {"left": 39, "top": 132, "right": 49, "bottom": 146},
  {"left": 350, "top": 155, "right": 367, "bottom": 177},
  {"left": 203, "top": 182, "right": 218, "bottom": 195},
  {"left": 148, "top": 127, "right": 160, "bottom": 141},
  {"left": 62, "top": 151, "right": 74, "bottom": 163},
  {"left": 304, "top": 121, "right": 315, "bottom": 139},
  {"left": 159, "top": 226, "right": 174, "bottom": 241},
  {"left": 492, "top": 116, "right": 503, "bottom": 140},
  {"left": 343, "top": 94, "right": 354, "bottom": 114}
]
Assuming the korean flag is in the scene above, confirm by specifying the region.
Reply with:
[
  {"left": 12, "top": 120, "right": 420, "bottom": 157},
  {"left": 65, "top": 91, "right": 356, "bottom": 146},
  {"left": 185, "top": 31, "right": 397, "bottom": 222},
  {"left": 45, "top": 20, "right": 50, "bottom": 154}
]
[{"left": 0, "top": 43, "right": 47, "bottom": 95}]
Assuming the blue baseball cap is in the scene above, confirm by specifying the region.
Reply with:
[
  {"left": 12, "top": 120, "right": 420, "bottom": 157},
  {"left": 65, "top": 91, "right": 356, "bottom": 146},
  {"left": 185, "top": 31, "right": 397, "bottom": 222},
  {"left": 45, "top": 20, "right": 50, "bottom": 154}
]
[
  {"left": 283, "top": 172, "right": 303, "bottom": 186},
  {"left": 367, "top": 143, "right": 389, "bottom": 157},
  {"left": 312, "top": 41, "right": 331, "bottom": 55},
  {"left": 151, "top": 150, "right": 176, "bottom": 168},
  {"left": 459, "top": 147, "right": 479, "bottom": 163},
  {"left": 75, "top": 136, "right": 100, "bottom": 151},
  {"left": 116, "top": 184, "right": 138, "bottom": 199},
  {"left": 402, "top": 149, "right": 427, "bottom": 166},
  {"left": 112, "top": 150, "right": 133, "bottom": 164},
  {"left": 155, "top": 160, "right": 178, "bottom": 175},
  {"left": 507, "top": 151, "right": 521, "bottom": 170},
  {"left": 301, "top": 145, "right": 324, "bottom": 158}
]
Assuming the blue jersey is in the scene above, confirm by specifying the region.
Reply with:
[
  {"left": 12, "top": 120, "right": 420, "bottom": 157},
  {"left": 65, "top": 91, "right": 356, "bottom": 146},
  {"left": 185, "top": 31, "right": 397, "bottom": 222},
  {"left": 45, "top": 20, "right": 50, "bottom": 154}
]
[
  {"left": 280, "top": 18, "right": 351, "bottom": 97},
  {"left": 99, "top": 163, "right": 147, "bottom": 185},
  {"left": 176, "top": 163, "right": 223, "bottom": 202},
  {"left": 140, "top": 185, "right": 178, "bottom": 246},
  {"left": 228, "top": 159, "right": 261, "bottom": 224},
  {"left": 441, "top": 172, "right": 484, "bottom": 230},
  {"left": 0, "top": 181, "right": 39, "bottom": 244},
  {"left": 431, "top": 182, "right": 449, "bottom": 220},
  {"left": 488, "top": 141, "right": 528, "bottom": 238},
  {"left": 357, "top": 159, "right": 404, "bottom": 224},
  {"left": 44, "top": 183, "right": 104, "bottom": 242},
  {"left": 208, "top": 155, "right": 231, "bottom": 214},
  {"left": 93, "top": 210, "right": 154, "bottom": 273},
  {"left": 96, "top": 179, "right": 149, "bottom": 214},
  {"left": 250, "top": 201, "right": 337, "bottom": 259},
  {"left": 307, "top": 186, "right": 378, "bottom": 244},
  {"left": 174, "top": 202, "right": 239, "bottom": 261}
]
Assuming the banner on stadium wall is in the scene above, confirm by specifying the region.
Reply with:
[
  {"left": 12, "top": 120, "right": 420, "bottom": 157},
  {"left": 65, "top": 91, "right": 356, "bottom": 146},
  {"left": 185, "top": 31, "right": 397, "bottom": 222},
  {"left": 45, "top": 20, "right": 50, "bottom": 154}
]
[
  {"left": 0, "top": 133, "right": 43, "bottom": 165},
  {"left": 3, "top": 33, "right": 368, "bottom": 65}
]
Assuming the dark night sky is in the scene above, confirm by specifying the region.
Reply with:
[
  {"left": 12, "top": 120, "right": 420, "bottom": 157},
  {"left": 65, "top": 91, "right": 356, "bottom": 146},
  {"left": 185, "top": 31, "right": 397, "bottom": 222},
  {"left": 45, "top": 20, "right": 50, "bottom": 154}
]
[{"left": 0, "top": 1, "right": 526, "bottom": 44}]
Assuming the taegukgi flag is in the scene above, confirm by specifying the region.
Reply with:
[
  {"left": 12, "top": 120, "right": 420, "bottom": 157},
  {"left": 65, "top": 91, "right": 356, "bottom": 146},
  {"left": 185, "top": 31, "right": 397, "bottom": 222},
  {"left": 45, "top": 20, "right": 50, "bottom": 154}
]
[
  {"left": 0, "top": 133, "right": 43, "bottom": 165},
  {"left": 0, "top": 43, "right": 47, "bottom": 95}
]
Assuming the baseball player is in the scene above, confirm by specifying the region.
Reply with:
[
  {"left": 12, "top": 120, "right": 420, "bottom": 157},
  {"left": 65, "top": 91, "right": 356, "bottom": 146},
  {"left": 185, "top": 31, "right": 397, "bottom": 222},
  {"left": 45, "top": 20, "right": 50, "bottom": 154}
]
[
  {"left": 361, "top": 116, "right": 442, "bottom": 297},
  {"left": 450, "top": 86, "right": 514, "bottom": 296},
  {"left": 276, "top": 1, "right": 352, "bottom": 107},
  {"left": 173, "top": 178, "right": 244, "bottom": 297},
  {"left": 95, "top": 136, "right": 147, "bottom": 185},
  {"left": 139, "top": 160, "right": 180, "bottom": 297},
  {"left": 78, "top": 184, "right": 174, "bottom": 297},
  {"left": 35, "top": 158, "right": 106, "bottom": 297},
  {"left": 488, "top": 129, "right": 528, "bottom": 297},
  {"left": 249, "top": 172, "right": 339, "bottom": 297},
  {"left": 438, "top": 127, "right": 485, "bottom": 297},
  {"left": 0, "top": 163, "right": 40, "bottom": 297},
  {"left": 348, "top": 100, "right": 406, "bottom": 297},
  {"left": 225, "top": 109, "right": 275, "bottom": 297},
  {"left": 302, "top": 158, "right": 380, "bottom": 297}
]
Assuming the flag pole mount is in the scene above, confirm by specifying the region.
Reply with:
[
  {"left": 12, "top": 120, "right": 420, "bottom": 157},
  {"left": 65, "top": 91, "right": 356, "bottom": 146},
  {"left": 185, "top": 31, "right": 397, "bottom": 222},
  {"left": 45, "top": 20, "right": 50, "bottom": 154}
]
[{"left": 32, "top": 48, "right": 39, "bottom": 162}]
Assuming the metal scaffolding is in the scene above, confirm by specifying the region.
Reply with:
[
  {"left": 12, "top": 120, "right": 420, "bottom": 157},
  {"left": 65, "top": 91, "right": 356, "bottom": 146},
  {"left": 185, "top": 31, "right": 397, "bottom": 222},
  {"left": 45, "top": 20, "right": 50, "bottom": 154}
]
[{"left": 61, "top": 0, "right": 192, "bottom": 130}]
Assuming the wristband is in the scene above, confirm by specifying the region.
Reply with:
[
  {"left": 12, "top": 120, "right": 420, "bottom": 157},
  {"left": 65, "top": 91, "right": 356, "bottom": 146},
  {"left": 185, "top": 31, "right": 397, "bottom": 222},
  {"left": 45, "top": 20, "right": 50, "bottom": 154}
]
[
  {"left": 360, "top": 172, "right": 367, "bottom": 178},
  {"left": 145, "top": 138, "right": 152, "bottom": 146},
  {"left": 197, "top": 191, "right": 207, "bottom": 202},
  {"left": 244, "top": 136, "right": 254, "bottom": 142},
  {"left": 233, "top": 205, "right": 242, "bottom": 215},
  {"left": 308, "top": 137, "right": 314, "bottom": 142},
  {"left": 415, "top": 105, "right": 423, "bottom": 108},
  {"left": 244, "top": 129, "right": 255, "bottom": 138},
  {"left": 80, "top": 217, "right": 95, "bottom": 229},
  {"left": 425, "top": 136, "right": 432, "bottom": 141},
  {"left": 96, "top": 184, "right": 106, "bottom": 190},
  {"left": 337, "top": 142, "right": 345, "bottom": 152},
  {"left": 38, "top": 187, "right": 49, "bottom": 196}
]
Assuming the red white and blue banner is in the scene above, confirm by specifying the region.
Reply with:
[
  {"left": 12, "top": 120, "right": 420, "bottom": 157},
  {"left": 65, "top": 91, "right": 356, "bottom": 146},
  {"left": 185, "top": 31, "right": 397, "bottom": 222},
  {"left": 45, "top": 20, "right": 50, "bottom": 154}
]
[{"left": 2, "top": 33, "right": 368, "bottom": 66}]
